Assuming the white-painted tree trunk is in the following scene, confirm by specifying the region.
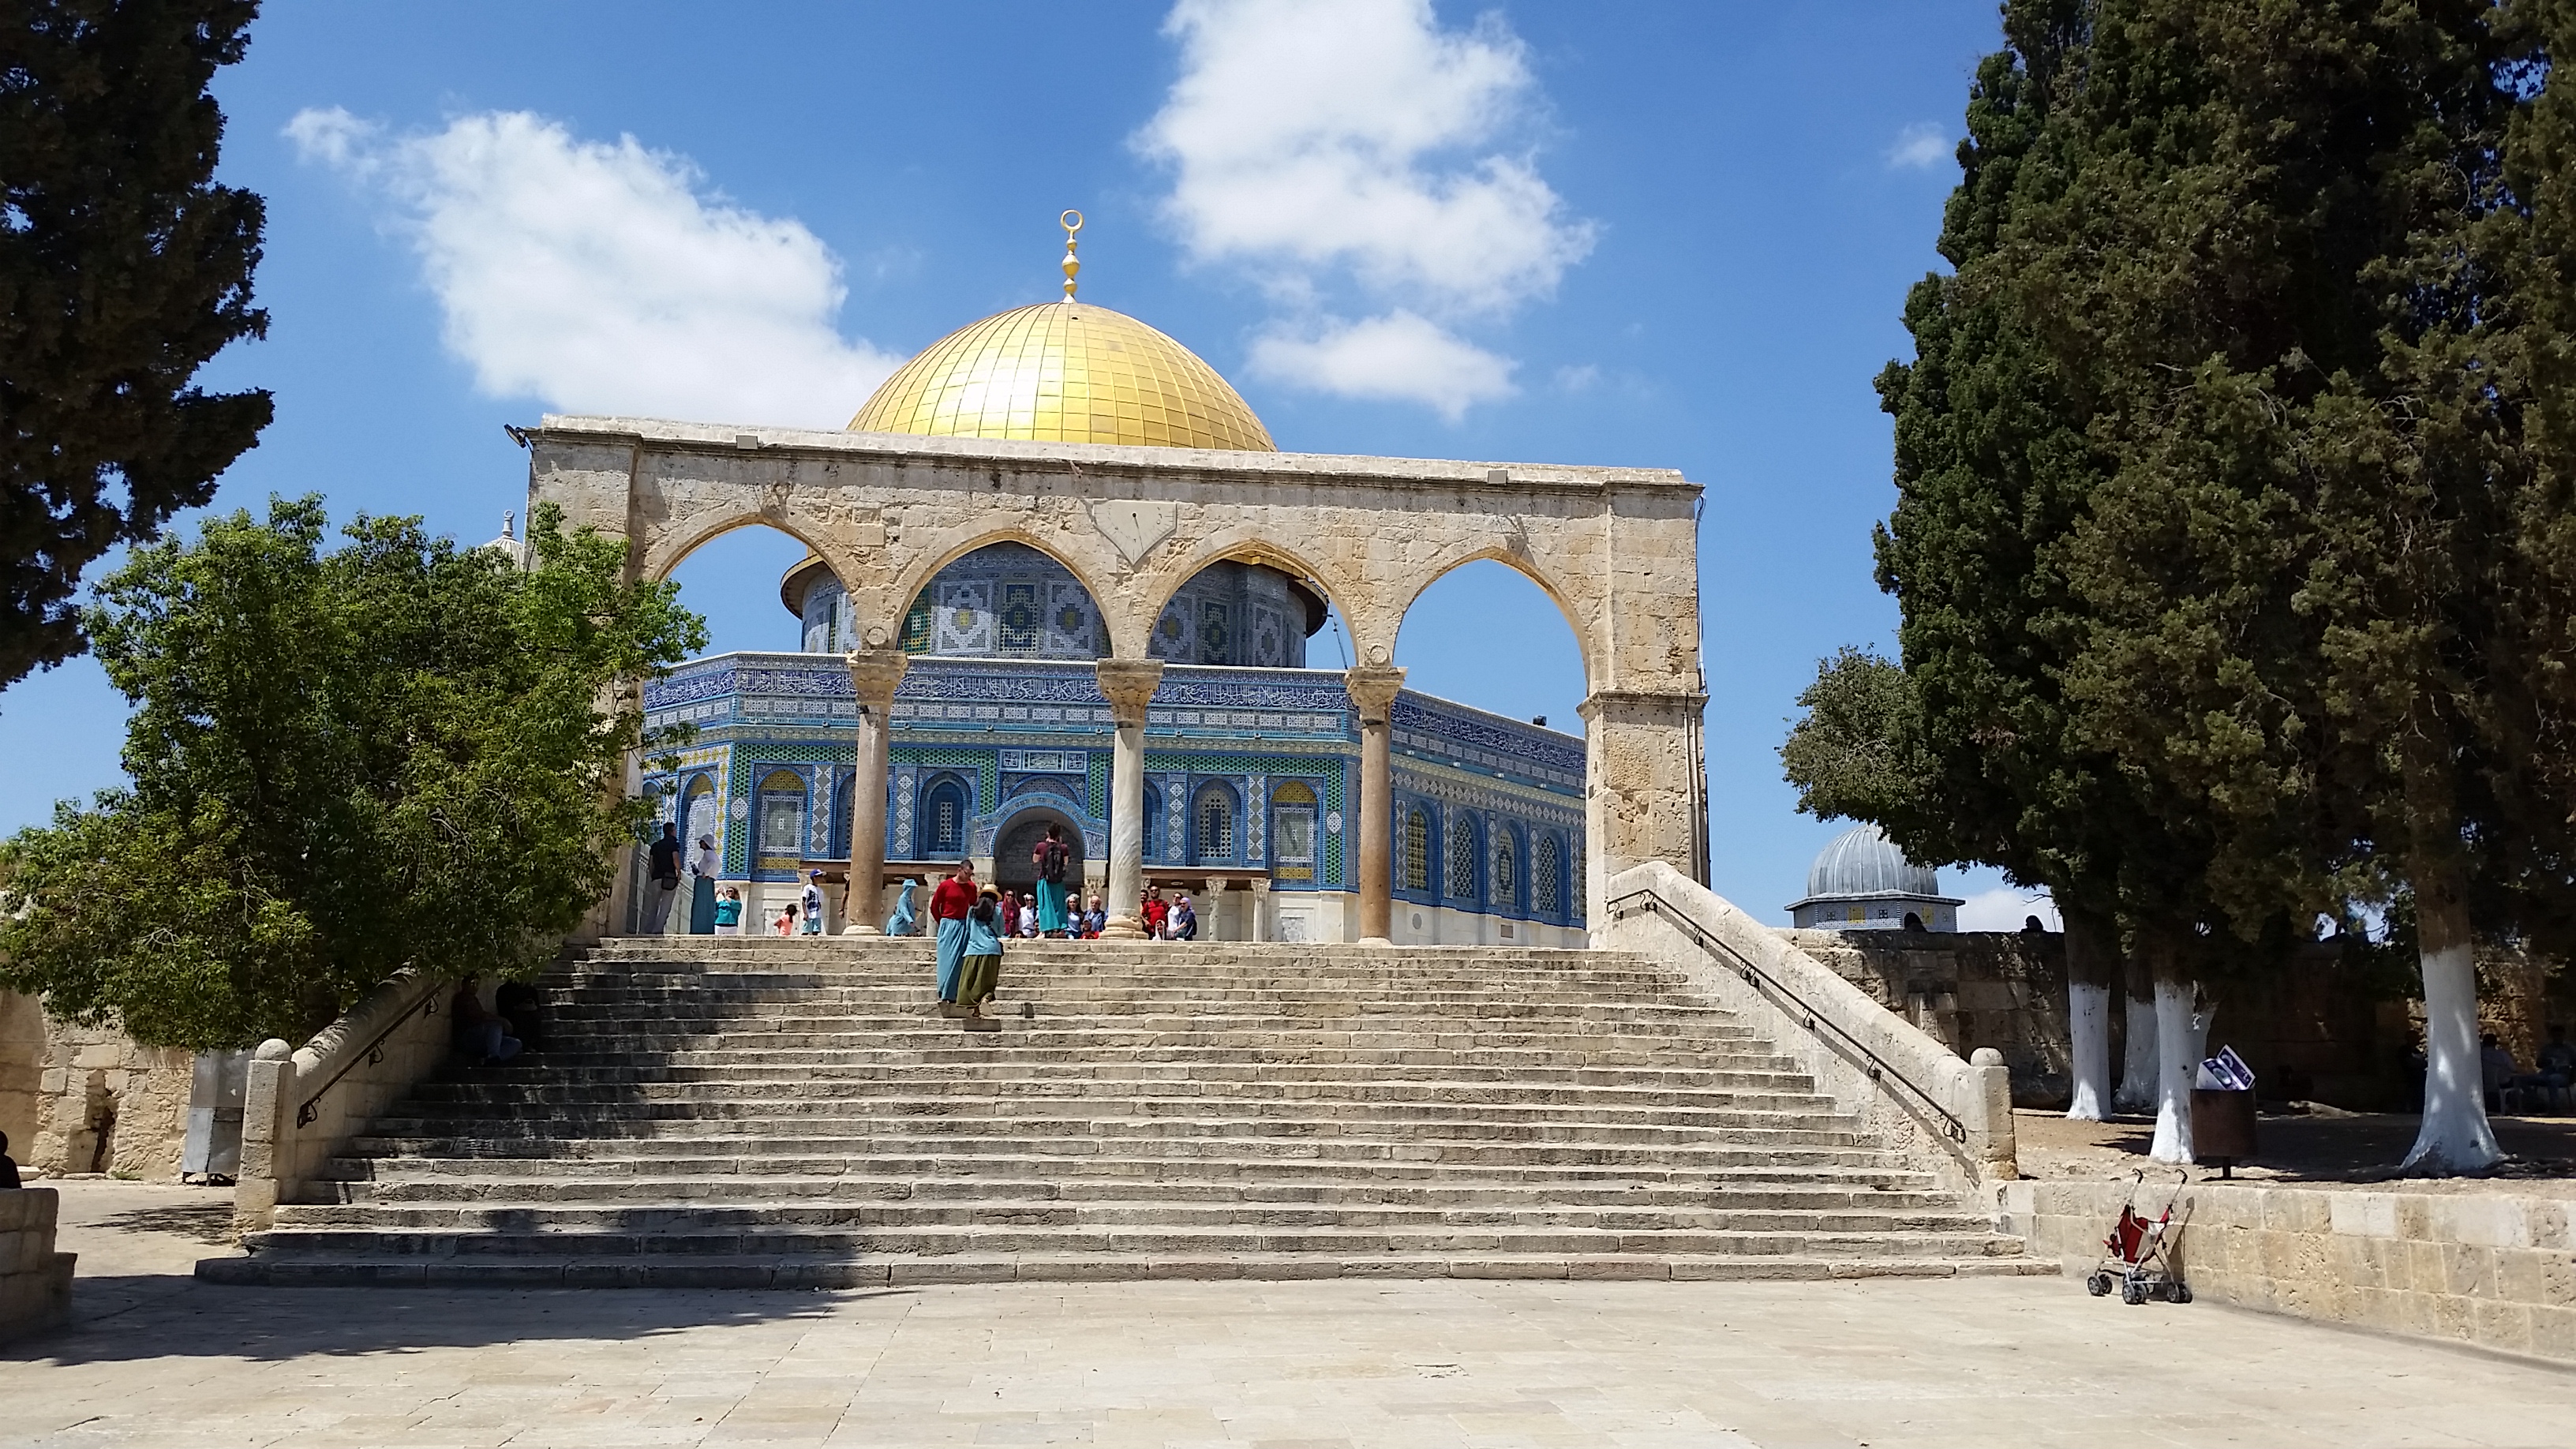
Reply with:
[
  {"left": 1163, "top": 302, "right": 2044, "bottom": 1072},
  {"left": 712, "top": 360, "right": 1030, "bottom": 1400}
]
[
  {"left": 2114, "top": 989, "right": 2158, "bottom": 1113},
  {"left": 2066, "top": 981, "right": 2111, "bottom": 1121},
  {"left": 2401, "top": 917, "right": 2503, "bottom": 1174},
  {"left": 2147, "top": 976, "right": 2211, "bottom": 1163}
]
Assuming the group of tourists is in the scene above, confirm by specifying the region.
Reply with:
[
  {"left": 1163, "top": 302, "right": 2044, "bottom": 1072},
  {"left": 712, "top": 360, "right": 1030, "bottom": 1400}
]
[{"left": 647, "top": 822, "right": 825, "bottom": 936}]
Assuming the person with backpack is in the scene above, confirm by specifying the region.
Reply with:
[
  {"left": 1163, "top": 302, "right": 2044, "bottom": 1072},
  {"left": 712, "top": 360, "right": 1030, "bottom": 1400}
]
[
  {"left": 648, "top": 822, "right": 684, "bottom": 934},
  {"left": 1032, "top": 822, "right": 1073, "bottom": 938},
  {"left": 957, "top": 888, "right": 1005, "bottom": 1027}
]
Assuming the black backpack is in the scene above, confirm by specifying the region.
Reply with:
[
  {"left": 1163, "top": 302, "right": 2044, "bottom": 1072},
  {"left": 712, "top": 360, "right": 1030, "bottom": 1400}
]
[{"left": 1039, "top": 839, "right": 1069, "bottom": 885}]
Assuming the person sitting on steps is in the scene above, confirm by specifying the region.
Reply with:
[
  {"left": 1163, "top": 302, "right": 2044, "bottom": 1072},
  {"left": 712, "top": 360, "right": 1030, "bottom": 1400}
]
[{"left": 451, "top": 975, "right": 522, "bottom": 1068}]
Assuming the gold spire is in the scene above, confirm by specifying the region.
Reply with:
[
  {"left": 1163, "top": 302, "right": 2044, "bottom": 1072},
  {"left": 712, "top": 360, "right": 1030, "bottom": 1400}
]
[{"left": 1059, "top": 209, "right": 1083, "bottom": 301}]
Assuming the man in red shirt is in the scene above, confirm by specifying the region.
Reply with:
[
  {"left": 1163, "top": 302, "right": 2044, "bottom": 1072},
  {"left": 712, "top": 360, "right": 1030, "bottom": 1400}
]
[
  {"left": 1140, "top": 890, "right": 1170, "bottom": 940},
  {"left": 931, "top": 861, "right": 976, "bottom": 1010}
]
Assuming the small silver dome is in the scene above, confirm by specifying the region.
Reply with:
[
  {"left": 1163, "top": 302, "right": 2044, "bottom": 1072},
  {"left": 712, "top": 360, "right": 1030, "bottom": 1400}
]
[{"left": 1806, "top": 823, "right": 1940, "bottom": 900}]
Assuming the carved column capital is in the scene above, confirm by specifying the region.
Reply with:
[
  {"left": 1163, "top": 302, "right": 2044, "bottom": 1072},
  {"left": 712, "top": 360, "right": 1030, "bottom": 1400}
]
[
  {"left": 1342, "top": 664, "right": 1406, "bottom": 724},
  {"left": 1095, "top": 658, "right": 1165, "bottom": 725},
  {"left": 845, "top": 649, "right": 910, "bottom": 712}
]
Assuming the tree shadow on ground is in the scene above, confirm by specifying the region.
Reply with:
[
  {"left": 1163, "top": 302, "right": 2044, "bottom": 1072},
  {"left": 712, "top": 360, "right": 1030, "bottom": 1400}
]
[
  {"left": 5, "top": 1279, "right": 921, "bottom": 1367},
  {"left": 2020, "top": 1108, "right": 2576, "bottom": 1185},
  {"left": 92, "top": 1199, "right": 238, "bottom": 1245}
]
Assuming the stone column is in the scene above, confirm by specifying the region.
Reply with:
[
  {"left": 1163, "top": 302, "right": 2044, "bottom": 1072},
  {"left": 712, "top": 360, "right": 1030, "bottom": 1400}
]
[
  {"left": 1249, "top": 876, "right": 1272, "bottom": 943},
  {"left": 1343, "top": 665, "right": 1405, "bottom": 946},
  {"left": 1577, "top": 687, "right": 1708, "bottom": 941},
  {"left": 842, "top": 649, "right": 909, "bottom": 935},
  {"left": 1095, "top": 659, "right": 1164, "bottom": 939}
]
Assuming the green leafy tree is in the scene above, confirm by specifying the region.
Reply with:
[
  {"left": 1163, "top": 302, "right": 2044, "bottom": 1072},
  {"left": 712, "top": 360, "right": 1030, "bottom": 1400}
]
[
  {"left": 0, "top": 498, "right": 704, "bottom": 1049},
  {"left": 0, "top": 0, "right": 271, "bottom": 691}
]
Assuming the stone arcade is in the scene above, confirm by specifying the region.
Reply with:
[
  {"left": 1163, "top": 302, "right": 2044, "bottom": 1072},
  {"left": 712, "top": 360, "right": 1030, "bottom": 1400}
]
[{"left": 529, "top": 260, "right": 1711, "bottom": 942}]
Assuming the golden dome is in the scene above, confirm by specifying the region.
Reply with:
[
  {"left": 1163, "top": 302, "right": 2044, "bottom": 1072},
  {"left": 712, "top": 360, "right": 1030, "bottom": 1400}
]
[{"left": 849, "top": 301, "right": 1275, "bottom": 451}]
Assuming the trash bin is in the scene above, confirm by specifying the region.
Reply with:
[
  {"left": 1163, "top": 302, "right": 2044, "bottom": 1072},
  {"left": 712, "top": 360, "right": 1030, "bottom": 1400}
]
[{"left": 2190, "top": 1088, "right": 2257, "bottom": 1177}]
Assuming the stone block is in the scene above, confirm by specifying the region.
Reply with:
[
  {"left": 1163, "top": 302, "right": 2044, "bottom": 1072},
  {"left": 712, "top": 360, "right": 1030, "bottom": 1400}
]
[
  {"left": 2529, "top": 1304, "right": 2576, "bottom": 1362},
  {"left": 2472, "top": 1299, "right": 2533, "bottom": 1356},
  {"left": 2328, "top": 1192, "right": 2397, "bottom": 1241}
]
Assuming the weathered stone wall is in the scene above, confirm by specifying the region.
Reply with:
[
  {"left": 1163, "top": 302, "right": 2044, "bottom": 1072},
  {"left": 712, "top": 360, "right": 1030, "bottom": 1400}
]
[
  {"left": 0, "top": 991, "right": 193, "bottom": 1179},
  {"left": 0, "top": 1187, "right": 74, "bottom": 1343},
  {"left": 1999, "top": 1178, "right": 2576, "bottom": 1364},
  {"left": 1785, "top": 929, "right": 2072, "bottom": 1107}
]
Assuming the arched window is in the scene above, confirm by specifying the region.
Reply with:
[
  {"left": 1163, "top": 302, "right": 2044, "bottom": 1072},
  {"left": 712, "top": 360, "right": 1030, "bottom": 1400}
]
[
  {"left": 1142, "top": 781, "right": 1164, "bottom": 861},
  {"left": 679, "top": 774, "right": 717, "bottom": 859},
  {"left": 1445, "top": 813, "right": 1477, "bottom": 901},
  {"left": 826, "top": 768, "right": 856, "bottom": 859},
  {"left": 1268, "top": 781, "right": 1317, "bottom": 882},
  {"left": 1402, "top": 807, "right": 1431, "bottom": 893},
  {"left": 919, "top": 776, "right": 968, "bottom": 858},
  {"left": 756, "top": 769, "right": 807, "bottom": 874},
  {"left": 1193, "top": 782, "right": 1237, "bottom": 864},
  {"left": 1492, "top": 826, "right": 1518, "bottom": 913},
  {"left": 1533, "top": 833, "right": 1563, "bottom": 916}
]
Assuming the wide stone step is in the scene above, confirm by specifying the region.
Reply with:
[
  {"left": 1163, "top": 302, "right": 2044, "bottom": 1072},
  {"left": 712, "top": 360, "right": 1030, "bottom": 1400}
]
[
  {"left": 338, "top": 1133, "right": 1901, "bottom": 1172},
  {"left": 271, "top": 1200, "right": 1992, "bottom": 1236},
  {"left": 237, "top": 1222, "right": 2026, "bottom": 1260},
  {"left": 308, "top": 1153, "right": 1935, "bottom": 1193},
  {"left": 403, "top": 1078, "right": 1839, "bottom": 1113},
  {"left": 523, "top": 1046, "right": 1803, "bottom": 1073},
  {"left": 320, "top": 1173, "right": 1955, "bottom": 1211},
  {"left": 202, "top": 1250, "right": 2054, "bottom": 1289},
  {"left": 496, "top": 1062, "right": 1824, "bottom": 1092}
]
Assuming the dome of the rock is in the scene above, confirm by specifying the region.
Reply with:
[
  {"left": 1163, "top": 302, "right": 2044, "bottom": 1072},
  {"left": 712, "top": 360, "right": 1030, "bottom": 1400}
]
[{"left": 848, "top": 301, "right": 1275, "bottom": 451}]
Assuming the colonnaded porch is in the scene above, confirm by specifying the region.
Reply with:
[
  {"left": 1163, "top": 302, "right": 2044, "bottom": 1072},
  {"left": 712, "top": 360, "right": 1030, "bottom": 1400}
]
[{"left": 532, "top": 416, "right": 1710, "bottom": 946}]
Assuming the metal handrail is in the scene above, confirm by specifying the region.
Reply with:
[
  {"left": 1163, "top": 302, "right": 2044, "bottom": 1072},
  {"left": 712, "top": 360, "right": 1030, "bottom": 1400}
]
[
  {"left": 1609, "top": 886, "right": 1968, "bottom": 1144},
  {"left": 297, "top": 982, "right": 441, "bottom": 1128}
]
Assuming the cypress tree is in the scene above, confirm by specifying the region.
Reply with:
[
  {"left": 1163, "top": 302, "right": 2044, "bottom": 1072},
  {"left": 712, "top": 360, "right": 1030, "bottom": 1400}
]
[{"left": 0, "top": 0, "right": 271, "bottom": 691}]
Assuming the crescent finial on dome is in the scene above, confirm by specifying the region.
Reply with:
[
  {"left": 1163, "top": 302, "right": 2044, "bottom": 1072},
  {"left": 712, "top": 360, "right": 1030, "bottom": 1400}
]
[{"left": 1060, "top": 209, "right": 1083, "bottom": 302}]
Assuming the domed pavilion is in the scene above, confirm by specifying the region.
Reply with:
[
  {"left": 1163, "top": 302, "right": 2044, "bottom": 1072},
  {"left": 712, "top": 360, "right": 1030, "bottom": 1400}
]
[{"left": 1786, "top": 823, "right": 1962, "bottom": 932}]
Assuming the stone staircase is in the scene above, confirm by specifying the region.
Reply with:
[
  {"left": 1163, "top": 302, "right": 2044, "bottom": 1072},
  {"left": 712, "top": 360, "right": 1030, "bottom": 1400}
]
[{"left": 204, "top": 938, "right": 2045, "bottom": 1287}]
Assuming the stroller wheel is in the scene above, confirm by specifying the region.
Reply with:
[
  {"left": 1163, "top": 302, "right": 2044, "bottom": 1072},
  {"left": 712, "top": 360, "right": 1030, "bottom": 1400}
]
[
  {"left": 2167, "top": 1282, "right": 2192, "bottom": 1305},
  {"left": 2121, "top": 1279, "right": 2148, "bottom": 1305},
  {"left": 2085, "top": 1271, "right": 2111, "bottom": 1297}
]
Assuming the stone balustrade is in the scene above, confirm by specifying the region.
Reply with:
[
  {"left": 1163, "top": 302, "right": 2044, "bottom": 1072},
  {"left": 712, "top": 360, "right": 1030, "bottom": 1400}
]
[
  {"left": 1605, "top": 860, "right": 2017, "bottom": 1196},
  {"left": 235, "top": 969, "right": 455, "bottom": 1235}
]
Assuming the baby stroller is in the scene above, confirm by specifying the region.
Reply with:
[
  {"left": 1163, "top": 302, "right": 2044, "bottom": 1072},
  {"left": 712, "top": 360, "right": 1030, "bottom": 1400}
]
[{"left": 2085, "top": 1169, "right": 2193, "bottom": 1305}]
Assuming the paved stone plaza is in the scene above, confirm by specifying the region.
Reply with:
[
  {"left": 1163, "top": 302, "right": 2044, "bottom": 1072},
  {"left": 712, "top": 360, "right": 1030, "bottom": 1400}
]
[{"left": 5, "top": 1184, "right": 2570, "bottom": 1447}]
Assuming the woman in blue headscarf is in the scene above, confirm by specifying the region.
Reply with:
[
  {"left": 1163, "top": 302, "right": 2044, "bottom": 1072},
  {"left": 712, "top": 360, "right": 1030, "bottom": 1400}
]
[{"left": 885, "top": 877, "right": 919, "bottom": 937}]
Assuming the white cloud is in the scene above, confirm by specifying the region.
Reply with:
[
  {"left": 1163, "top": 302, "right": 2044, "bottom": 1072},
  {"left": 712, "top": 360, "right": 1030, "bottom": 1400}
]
[
  {"left": 1886, "top": 121, "right": 1952, "bottom": 170},
  {"left": 1138, "top": 0, "right": 1592, "bottom": 415},
  {"left": 1552, "top": 363, "right": 1600, "bottom": 392},
  {"left": 286, "top": 107, "right": 897, "bottom": 428},
  {"left": 1956, "top": 886, "right": 2060, "bottom": 932},
  {"left": 1248, "top": 312, "right": 1515, "bottom": 420}
]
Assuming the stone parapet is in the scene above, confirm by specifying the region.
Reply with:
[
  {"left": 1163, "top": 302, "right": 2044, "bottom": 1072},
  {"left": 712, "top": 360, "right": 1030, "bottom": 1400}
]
[
  {"left": 1998, "top": 1178, "right": 2576, "bottom": 1363},
  {"left": 237, "top": 970, "right": 456, "bottom": 1236},
  {"left": 1606, "top": 860, "right": 2016, "bottom": 1196},
  {"left": 0, "top": 1187, "right": 74, "bottom": 1343}
]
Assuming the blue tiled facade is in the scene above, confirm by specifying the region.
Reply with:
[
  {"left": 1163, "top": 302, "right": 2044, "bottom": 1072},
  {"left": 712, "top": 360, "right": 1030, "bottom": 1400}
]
[{"left": 638, "top": 652, "right": 1586, "bottom": 940}]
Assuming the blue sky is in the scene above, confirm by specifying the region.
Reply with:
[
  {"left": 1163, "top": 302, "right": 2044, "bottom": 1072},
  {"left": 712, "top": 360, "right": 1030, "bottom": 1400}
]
[{"left": 0, "top": 0, "right": 2056, "bottom": 928}]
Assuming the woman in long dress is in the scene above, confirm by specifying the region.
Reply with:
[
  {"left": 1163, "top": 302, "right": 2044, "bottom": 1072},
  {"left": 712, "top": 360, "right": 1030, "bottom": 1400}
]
[
  {"left": 885, "top": 878, "right": 919, "bottom": 937},
  {"left": 957, "top": 889, "right": 1005, "bottom": 1024},
  {"left": 930, "top": 863, "right": 975, "bottom": 1012},
  {"left": 688, "top": 836, "right": 720, "bottom": 934}
]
